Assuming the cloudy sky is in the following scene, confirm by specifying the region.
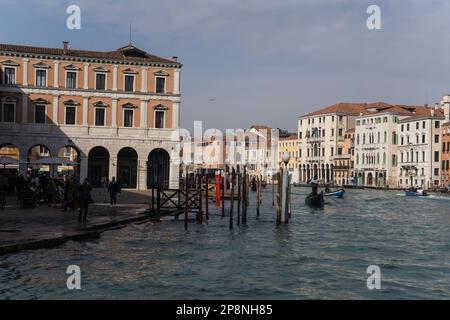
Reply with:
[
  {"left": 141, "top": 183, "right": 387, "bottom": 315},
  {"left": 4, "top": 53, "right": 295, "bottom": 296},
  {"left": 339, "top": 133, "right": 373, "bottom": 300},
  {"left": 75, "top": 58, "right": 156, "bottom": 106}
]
[{"left": 1, "top": 0, "right": 449, "bottom": 131}]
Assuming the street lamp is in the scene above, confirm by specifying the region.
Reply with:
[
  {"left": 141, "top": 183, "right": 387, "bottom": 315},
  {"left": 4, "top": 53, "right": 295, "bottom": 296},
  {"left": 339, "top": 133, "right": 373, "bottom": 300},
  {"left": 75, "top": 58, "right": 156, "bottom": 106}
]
[{"left": 282, "top": 151, "right": 291, "bottom": 167}]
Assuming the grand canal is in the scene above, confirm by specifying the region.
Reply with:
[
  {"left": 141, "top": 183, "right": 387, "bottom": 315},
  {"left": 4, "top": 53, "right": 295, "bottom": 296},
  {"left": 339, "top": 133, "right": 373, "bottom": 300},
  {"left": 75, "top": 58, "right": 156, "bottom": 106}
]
[{"left": 1, "top": 188, "right": 450, "bottom": 299}]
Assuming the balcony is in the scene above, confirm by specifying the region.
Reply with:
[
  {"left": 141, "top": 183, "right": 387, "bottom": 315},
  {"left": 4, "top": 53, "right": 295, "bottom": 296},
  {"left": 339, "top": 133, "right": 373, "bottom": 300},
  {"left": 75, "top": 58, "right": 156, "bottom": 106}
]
[{"left": 306, "top": 136, "right": 325, "bottom": 143}]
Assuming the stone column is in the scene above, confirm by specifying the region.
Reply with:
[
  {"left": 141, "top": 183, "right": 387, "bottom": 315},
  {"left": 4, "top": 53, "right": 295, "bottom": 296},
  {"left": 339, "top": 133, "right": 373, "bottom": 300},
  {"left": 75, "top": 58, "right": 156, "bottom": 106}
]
[
  {"left": 174, "top": 69, "right": 180, "bottom": 94},
  {"left": 172, "top": 102, "right": 180, "bottom": 129},
  {"left": 82, "top": 97, "right": 89, "bottom": 126},
  {"left": 113, "top": 65, "right": 118, "bottom": 91},
  {"left": 109, "top": 157, "right": 117, "bottom": 181},
  {"left": 138, "top": 159, "right": 147, "bottom": 190},
  {"left": 22, "top": 58, "right": 29, "bottom": 86},
  {"left": 169, "top": 158, "right": 180, "bottom": 189},
  {"left": 111, "top": 98, "right": 118, "bottom": 127},
  {"left": 83, "top": 63, "right": 90, "bottom": 89},
  {"left": 22, "top": 93, "right": 28, "bottom": 124},
  {"left": 53, "top": 95, "right": 59, "bottom": 125},
  {"left": 79, "top": 156, "right": 88, "bottom": 182},
  {"left": 140, "top": 100, "right": 147, "bottom": 129},
  {"left": 141, "top": 67, "right": 148, "bottom": 93},
  {"left": 53, "top": 61, "right": 59, "bottom": 88}
]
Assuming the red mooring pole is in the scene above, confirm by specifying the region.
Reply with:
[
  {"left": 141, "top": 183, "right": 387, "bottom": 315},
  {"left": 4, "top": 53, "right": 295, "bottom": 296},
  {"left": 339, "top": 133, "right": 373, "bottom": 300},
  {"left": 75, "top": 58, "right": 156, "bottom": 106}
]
[
  {"left": 184, "top": 170, "right": 188, "bottom": 230},
  {"left": 198, "top": 174, "right": 203, "bottom": 224}
]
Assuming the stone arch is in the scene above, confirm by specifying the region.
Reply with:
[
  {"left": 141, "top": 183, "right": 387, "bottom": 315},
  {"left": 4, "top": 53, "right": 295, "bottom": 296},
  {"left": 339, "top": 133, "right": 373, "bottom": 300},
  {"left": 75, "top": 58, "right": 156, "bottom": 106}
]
[
  {"left": 147, "top": 148, "right": 170, "bottom": 189},
  {"left": 88, "top": 146, "right": 110, "bottom": 187},
  {"left": 117, "top": 147, "right": 138, "bottom": 189}
]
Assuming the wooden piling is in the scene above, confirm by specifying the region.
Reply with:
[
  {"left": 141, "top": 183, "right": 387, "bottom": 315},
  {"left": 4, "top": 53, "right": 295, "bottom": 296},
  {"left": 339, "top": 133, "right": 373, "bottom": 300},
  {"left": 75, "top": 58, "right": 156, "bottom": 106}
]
[
  {"left": 242, "top": 167, "right": 247, "bottom": 224},
  {"left": 276, "top": 171, "right": 281, "bottom": 225},
  {"left": 221, "top": 174, "right": 225, "bottom": 217},
  {"left": 272, "top": 174, "right": 275, "bottom": 206},
  {"left": 256, "top": 175, "right": 260, "bottom": 217},
  {"left": 184, "top": 170, "right": 188, "bottom": 230},
  {"left": 205, "top": 172, "right": 209, "bottom": 221},
  {"left": 230, "top": 168, "right": 235, "bottom": 229},
  {"left": 198, "top": 174, "right": 203, "bottom": 224},
  {"left": 237, "top": 168, "right": 241, "bottom": 225}
]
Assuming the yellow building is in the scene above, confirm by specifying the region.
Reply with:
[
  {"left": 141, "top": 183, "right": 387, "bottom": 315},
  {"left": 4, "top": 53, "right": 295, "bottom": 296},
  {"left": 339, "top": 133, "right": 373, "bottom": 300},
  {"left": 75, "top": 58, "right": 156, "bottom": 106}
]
[{"left": 278, "top": 133, "right": 299, "bottom": 175}]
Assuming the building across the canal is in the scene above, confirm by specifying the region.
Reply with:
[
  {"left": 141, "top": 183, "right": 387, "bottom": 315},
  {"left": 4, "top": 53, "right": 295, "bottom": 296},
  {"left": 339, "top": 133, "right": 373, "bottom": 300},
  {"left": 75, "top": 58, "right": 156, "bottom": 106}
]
[
  {"left": 278, "top": 132, "right": 299, "bottom": 182},
  {"left": 0, "top": 41, "right": 182, "bottom": 189},
  {"left": 441, "top": 122, "right": 450, "bottom": 189},
  {"left": 297, "top": 103, "right": 368, "bottom": 184}
]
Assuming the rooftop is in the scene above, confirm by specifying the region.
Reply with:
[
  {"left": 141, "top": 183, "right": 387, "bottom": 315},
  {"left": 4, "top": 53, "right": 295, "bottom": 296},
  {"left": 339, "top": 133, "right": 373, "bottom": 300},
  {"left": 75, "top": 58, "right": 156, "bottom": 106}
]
[{"left": 0, "top": 42, "right": 181, "bottom": 67}]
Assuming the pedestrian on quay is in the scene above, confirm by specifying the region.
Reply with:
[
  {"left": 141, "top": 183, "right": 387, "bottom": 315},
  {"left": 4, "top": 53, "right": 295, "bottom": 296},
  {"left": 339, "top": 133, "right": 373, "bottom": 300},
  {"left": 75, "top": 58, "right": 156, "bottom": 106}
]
[
  {"left": 45, "top": 179, "right": 57, "bottom": 208},
  {"left": 78, "top": 178, "right": 92, "bottom": 222},
  {"left": 107, "top": 176, "right": 120, "bottom": 207},
  {"left": 63, "top": 178, "right": 75, "bottom": 211}
]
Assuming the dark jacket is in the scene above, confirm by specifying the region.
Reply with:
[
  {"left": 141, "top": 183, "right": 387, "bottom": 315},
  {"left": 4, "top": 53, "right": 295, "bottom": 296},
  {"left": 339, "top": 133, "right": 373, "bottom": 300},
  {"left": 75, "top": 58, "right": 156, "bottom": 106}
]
[
  {"left": 108, "top": 181, "right": 120, "bottom": 194},
  {"left": 78, "top": 182, "right": 92, "bottom": 201}
]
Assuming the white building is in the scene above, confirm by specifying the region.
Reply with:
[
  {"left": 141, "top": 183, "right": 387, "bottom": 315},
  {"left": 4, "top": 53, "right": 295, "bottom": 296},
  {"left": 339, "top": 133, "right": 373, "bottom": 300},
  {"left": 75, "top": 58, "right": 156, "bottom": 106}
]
[{"left": 298, "top": 103, "right": 368, "bottom": 184}]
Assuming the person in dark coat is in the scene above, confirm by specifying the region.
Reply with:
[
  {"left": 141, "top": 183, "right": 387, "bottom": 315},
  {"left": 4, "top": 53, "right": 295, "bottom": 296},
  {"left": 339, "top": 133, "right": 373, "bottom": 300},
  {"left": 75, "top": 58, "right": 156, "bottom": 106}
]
[
  {"left": 107, "top": 176, "right": 120, "bottom": 207},
  {"left": 78, "top": 178, "right": 92, "bottom": 222}
]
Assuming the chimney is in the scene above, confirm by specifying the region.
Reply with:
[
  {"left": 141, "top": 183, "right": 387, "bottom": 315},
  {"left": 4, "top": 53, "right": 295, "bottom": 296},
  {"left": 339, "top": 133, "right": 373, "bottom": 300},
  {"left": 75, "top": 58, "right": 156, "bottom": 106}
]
[
  {"left": 172, "top": 56, "right": 178, "bottom": 62},
  {"left": 63, "top": 41, "right": 70, "bottom": 54},
  {"left": 431, "top": 108, "right": 435, "bottom": 117}
]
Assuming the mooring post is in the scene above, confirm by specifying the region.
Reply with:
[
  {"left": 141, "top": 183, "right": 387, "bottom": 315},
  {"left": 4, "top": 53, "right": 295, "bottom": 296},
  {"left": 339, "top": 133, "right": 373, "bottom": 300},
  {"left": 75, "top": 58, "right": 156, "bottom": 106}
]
[
  {"left": 276, "top": 171, "right": 281, "bottom": 225},
  {"left": 237, "top": 166, "right": 241, "bottom": 225},
  {"left": 230, "top": 168, "right": 235, "bottom": 229},
  {"left": 288, "top": 174, "right": 292, "bottom": 219},
  {"left": 272, "top": 174, "right": 275, "bottom": 206},
  {"left": 256, "top": 175, "right": 260, "bottom": 217},
  {"left": 221, "top": 172, "right": 225, "bottom": 217},
  {"left": 198, "top": 173, "right": 203, "bottom": 224},
  {"left": 205, "top": 172, "right": 209, "bottom": 221},
  {"left": 184, "top": 169, "right": 188, "bottom": 230},
  {"left": 242, "top": 166, "right": 247, "bottom": 224},
  {"left": 283, "top": 168, "right": 289, "bottom": 224}
]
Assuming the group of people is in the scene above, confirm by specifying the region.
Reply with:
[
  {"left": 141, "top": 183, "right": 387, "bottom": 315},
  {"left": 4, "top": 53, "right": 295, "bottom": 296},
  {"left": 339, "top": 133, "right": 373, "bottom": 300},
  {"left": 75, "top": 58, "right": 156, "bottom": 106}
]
[{"left": 0, "top": 171, "right": 123, "bottom": 223}]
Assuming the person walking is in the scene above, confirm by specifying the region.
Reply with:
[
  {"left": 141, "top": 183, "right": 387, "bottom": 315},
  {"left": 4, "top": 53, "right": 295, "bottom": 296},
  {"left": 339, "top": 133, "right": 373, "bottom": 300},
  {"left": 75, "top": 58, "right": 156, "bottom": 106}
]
[
  {"left": 45, "top": 179, "right": 57, "bottom": 208},
  {"left": 107, "top": 176, "right": 120, "bottom": 207},
  {"left": 78, "top": 178, "right": 92, "bottom": 222},
  {"left": 63, "top": 178, "right": 75, "bottom": 211}
]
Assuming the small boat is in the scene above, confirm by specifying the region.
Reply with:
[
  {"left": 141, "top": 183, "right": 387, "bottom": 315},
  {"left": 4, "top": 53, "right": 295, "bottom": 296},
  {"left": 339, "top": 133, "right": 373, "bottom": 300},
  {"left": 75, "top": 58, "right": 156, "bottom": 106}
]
[
  {"left": 324, "top": 189, "right": 345, "bottom": 198},
  {"left": 305, "top": 191, "right": 324, "bottom": 207},
  {"left": 293, "top": 182, "right": 309, "bottom": 187},
  {"left": 404, "top": 189, "right": 429, "bottom": 197}
]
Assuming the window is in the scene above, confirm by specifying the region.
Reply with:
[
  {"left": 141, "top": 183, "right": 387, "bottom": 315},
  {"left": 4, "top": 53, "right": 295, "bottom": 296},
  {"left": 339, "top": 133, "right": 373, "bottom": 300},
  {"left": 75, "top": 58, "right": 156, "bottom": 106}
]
[
  {"left": 35, "top": 105, "right": 46, "bottom": 123},
  {"left": 338, "top": 128, "right": 343, "bottom": 136},
  {"left": 1, "top": 103, "right": 15, "bottom": 122},
  {"left": 416, "top": 122, "right": 419, "bottom": 130},
  {"left": 434, "top": 168, "right": 439, "bottom": 176},
  {"left": 422, "top": 134, "right": 426, "bottom": 144},
  {"left": 124, "top": 75, "right": 134, "bottom": 92},
  {"left": 435, "top": 135, "right": 439, "bottom": 143},
  {"left": 65, "top": 106, "right": 76, "bottom": 125},
  {"left": 435, "top": 121, "right": 440, "bottom": 129},
  {"left": 36, "top": 69, "right": 47, "bottom": 87},
  {"left": 96, "top": 73, "right": 106, "bottom": 90},
  {"left": 95, "top": 108, "right": 105, "bottom": 126},
  {"left": 423, "top": 121, "right": 426, "bottom": 129},
  {"left": 4, "top": 67, "right": 15, "bottom": 84},
  {"left": 434, "top": 151, "right": 439, "bottom": 162},
  {"left": 66, "top": 71, "right": 77, "bottom": 89},
  {"left": 124, "top": 109, "right": 134, "bottom": 127},
  {"left": 155, "top": 111, "right": 165, "bottom": 128}
]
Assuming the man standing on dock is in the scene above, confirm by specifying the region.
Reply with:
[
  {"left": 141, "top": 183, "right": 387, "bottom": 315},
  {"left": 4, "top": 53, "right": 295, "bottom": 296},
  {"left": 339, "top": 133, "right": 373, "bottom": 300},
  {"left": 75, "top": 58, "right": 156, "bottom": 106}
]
[
  {"left": 108, "top": 177, "right": 120, "bottom": 207},
  {"left": 78, "top": 179, "right": 93, "bottom": 223}
]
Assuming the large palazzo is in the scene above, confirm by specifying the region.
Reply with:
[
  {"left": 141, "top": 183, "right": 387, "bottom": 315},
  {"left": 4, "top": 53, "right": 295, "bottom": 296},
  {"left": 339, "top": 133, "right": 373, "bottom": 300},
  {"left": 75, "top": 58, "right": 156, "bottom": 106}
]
[{"left": 0, "top": 41, "right": 181, "bottom": 189}]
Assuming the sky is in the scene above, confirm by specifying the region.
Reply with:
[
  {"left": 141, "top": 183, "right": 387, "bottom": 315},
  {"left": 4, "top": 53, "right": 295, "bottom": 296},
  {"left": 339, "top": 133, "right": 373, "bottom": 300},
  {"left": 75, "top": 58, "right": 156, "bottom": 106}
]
[{"left": 1, "top": 0, "right": 450, "bottom": 132}]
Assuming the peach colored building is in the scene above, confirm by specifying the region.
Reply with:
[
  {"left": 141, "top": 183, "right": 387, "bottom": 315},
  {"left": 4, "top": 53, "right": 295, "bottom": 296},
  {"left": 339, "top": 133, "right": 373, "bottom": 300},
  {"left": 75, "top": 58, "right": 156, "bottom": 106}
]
[
  {"left": 0, "top": 41, "right": 181, "bottom": 189},
  {"left": 333, "top": 128, "right": 355, "bottom": 186}
]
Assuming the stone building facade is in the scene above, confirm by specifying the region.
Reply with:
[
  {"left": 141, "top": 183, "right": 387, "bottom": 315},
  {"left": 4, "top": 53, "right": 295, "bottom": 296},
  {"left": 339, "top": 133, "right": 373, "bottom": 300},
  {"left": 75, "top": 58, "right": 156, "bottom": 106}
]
[{"left": 0, "top": 41, "right": 181, "bottom": 189}]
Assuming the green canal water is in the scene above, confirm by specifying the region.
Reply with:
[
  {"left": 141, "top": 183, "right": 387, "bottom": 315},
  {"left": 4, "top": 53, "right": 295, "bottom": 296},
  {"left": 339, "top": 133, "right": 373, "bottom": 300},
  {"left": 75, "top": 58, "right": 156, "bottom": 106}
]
[{"left": 1, "top": 188, "right": 450, "bottom": 299}]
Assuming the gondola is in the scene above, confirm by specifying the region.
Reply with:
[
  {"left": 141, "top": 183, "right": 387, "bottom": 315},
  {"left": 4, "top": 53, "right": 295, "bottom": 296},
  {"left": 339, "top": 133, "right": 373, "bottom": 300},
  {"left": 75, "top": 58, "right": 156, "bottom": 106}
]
[
  {"left": 324, "top": 189, "right": 345, "bottom": 198},
  {"left": 305, "top": 191, "right": 324, "bottom": 207},
  {"left": 404, "top": 189, "right": 429, "bottom": 197}
]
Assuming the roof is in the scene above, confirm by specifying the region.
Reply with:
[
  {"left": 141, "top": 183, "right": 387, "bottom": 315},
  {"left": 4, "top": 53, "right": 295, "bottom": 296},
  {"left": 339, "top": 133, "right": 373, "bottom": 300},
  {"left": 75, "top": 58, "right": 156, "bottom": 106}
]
[
  {"left": 279, "top": 133, "right": 298, "bottom": 140},
  {"left": 0, "top": 42, "right": 181, "bottom": 67},
  {"left": 398, "top": 109, "right": 445, "bottom": 122},
  {"left": 302, "top": 102, "right": 368, "bottom": 117},
  {"left": 345, "top": 128, "right": 355, "bottom": 133}
]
